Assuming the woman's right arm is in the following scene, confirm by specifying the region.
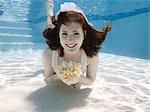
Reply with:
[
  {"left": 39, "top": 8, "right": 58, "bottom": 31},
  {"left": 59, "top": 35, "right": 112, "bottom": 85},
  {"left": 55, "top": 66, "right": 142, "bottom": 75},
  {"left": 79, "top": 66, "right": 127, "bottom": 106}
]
[
  {"left": 42, "top": 48, "right": 59, "bottom": 82},
  {"left": 47, "top": 0, "right": 54, "bottom": 25}
]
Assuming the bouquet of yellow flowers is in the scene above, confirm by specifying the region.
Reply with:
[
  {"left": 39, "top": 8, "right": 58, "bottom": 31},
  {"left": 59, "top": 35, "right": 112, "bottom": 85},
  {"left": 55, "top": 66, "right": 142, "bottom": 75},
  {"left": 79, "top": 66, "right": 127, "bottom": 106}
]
[{"left": 57, "top": 61, "right": 82, "bottom": 85}]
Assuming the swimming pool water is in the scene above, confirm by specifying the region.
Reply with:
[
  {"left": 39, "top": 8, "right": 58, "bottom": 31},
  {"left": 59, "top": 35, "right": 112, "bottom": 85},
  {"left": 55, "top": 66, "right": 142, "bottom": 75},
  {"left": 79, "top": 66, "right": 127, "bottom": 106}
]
[
  {"left": 0, "top": 0, "right": 149, "bottom": 59},
  {"left": 0, "top": 1, "right": 149, "bottom": 112}
]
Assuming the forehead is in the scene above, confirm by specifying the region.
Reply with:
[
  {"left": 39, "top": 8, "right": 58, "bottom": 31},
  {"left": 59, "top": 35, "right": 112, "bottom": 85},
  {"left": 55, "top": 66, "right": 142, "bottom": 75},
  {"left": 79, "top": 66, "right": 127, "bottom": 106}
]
[{"left": 60, "top": 22, "right": 82, "bottom": 31}]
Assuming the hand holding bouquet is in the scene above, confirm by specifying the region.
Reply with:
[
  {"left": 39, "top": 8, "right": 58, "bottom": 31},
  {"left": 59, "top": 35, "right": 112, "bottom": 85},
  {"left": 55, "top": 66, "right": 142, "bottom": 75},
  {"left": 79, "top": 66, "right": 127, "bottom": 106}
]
[{"left": 57, "top": 61, "right": 82, "bottom": 85}]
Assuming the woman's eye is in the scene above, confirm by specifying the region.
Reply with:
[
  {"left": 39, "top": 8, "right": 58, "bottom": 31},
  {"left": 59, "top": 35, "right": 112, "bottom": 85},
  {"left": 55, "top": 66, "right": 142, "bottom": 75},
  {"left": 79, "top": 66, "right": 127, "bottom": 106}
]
[
  {"left": 74, "top": 32, "right": 79, "bottom": 35},
  {"left": 62, "top": 33, "right": 68, "bottom": 35}
]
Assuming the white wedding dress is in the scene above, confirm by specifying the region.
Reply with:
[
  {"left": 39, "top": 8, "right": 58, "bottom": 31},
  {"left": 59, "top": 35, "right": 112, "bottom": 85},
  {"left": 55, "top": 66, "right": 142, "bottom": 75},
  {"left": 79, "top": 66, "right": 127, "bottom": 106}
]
[{"left": 51, "top": 49, "right": 90, "bottom": 77}]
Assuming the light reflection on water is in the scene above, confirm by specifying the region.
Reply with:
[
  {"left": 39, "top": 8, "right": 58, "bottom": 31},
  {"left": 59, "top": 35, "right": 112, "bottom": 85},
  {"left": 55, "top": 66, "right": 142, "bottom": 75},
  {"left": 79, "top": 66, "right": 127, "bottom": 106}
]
[
  {"left": 0, "top": 1, "right": 150, "bottom": 110},
  {"left": 0, "top": 50, "right": 149, "bottom": 112},
  {"left": 0, "top": 0, "right": 149, "bottom": 59}
]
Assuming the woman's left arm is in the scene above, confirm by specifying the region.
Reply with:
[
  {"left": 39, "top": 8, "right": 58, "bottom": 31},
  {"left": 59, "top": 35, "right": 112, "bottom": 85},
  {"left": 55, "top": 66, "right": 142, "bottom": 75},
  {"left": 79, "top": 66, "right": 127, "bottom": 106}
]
[{"left": 78, "top": 55, "right": 99, "bottom": 85}]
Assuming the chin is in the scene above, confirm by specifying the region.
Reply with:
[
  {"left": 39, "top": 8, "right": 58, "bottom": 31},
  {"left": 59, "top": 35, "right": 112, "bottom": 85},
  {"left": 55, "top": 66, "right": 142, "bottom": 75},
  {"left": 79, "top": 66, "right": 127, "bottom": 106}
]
[{"left": 65, "top": 47, "right": 80, "bottom": 54}]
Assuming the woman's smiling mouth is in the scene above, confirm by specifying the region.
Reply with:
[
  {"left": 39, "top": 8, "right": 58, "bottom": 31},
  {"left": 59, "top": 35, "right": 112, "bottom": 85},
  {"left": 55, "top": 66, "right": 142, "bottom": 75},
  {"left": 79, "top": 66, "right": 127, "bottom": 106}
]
[{"left": 66, "top": 44, "right": 77, "bottom": 48}]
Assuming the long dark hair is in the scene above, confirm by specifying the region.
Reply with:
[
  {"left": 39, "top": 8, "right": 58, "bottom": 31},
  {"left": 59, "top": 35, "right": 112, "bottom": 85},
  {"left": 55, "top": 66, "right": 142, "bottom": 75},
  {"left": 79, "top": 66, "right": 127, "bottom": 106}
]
[{"left": 43, "top": 11, "right": 110, "bottom": 57}]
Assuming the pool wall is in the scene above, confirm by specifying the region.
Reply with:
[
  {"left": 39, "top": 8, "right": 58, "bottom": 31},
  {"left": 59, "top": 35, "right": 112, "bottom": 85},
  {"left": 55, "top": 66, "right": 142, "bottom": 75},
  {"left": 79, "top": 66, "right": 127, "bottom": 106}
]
[{"left": 0, "top": 0, "right": 149, "bottom": 59}]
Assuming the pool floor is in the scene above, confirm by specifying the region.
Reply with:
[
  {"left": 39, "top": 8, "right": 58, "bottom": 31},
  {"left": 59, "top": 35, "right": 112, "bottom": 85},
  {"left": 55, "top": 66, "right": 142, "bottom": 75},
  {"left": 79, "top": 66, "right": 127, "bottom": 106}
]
[{"left": 0, "top": 50, "right": 149, "bottom": 112}]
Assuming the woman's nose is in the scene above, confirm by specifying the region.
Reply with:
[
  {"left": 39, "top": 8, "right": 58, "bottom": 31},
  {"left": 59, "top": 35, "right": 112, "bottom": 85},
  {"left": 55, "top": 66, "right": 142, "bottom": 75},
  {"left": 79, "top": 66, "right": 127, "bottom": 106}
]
[{"left": 68, "top": 35, "right": 74, "bottom": 41}]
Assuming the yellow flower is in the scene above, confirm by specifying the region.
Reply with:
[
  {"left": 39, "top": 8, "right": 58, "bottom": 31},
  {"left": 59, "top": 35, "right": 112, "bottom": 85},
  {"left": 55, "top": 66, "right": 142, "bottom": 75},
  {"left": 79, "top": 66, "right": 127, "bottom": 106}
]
[{"left": 57, "top": 61, "right": 82, "bottom": 85}]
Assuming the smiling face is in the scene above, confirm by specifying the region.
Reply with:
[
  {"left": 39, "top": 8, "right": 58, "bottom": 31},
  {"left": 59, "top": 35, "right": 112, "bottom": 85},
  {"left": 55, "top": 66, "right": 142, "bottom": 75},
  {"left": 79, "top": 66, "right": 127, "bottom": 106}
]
[{"left": 59, "top": 22, "right": 84, "bottom": 54}]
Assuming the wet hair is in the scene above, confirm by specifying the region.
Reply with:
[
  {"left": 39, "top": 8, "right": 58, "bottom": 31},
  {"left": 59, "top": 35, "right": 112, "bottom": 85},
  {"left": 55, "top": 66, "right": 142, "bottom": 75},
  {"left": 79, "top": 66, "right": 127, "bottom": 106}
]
[{"left": 43, "top": 11, "right": 110, "bottom": 57}]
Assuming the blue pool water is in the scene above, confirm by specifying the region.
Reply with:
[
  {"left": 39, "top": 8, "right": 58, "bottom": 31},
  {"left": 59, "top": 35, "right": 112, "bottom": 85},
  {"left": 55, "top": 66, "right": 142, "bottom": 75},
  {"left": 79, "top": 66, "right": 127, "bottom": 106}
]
[
  {"left": 0, "top": 0, "right": 149, "bottom": 59},
  {"left": 0, "top": 1, "right": 150, "bottom": 111}
]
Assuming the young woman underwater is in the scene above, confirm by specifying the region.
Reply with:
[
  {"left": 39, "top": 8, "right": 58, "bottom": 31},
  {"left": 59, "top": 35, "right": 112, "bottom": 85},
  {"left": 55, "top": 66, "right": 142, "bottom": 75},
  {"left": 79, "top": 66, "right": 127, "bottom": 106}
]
[{"left": 42, "top": 2, "right": 111, "bottom": 88}]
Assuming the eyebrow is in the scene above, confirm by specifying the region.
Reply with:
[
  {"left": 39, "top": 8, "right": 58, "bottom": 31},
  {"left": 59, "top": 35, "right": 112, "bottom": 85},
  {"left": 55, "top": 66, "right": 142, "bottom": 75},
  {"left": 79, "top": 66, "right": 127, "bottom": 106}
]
[
  {"left": 61, "top": 30, "right": 78, "bottom": 32},
  {"left": 72, "top": 30, "right": 78, "bottom": 32},
  {"left": 62, "top": 30, "right": 68, "bottom": 32}
]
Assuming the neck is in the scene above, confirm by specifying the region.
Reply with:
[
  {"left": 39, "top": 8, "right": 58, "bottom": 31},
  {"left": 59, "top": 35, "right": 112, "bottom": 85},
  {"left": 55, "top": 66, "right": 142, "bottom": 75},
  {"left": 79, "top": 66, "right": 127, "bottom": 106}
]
[{"left": 63, "top": 48, "right": 82, "bottom": 62}]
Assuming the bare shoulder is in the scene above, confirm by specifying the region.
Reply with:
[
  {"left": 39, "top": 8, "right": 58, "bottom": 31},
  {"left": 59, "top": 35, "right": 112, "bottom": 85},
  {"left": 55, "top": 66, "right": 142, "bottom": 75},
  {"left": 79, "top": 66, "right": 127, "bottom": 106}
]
[
  {"left": 87, "top": 54, "right": 99, "bottom": 66},
  {"left": 42, "top": 48, "right": 53, "bottom": 61}
]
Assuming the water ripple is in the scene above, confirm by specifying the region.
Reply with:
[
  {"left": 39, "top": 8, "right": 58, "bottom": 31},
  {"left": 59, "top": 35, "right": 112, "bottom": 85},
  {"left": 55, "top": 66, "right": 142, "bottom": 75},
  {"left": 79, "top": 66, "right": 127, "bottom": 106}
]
[{"left": 0, "top": 50, "right": 149, "bottom": 111}]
